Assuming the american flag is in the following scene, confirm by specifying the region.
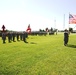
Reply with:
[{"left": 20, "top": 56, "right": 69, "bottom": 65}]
[{"left": 69, "top": 14, "right": 76, "bottom": 24}]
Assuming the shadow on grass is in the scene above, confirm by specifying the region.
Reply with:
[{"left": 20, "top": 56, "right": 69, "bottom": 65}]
[
  {"left": 66, "top": 44, "right": 76, "bottom": 48},
  {"left": 24, "top": 41, "right": 28, "bottom": 43},
  {"left": 30, "top": 42, "right": 37, "bottom": 44}
]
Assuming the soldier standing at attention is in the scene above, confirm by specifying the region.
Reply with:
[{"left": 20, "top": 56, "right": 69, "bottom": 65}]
[
  {"left": 7, "top": 32, "right": 12, "bottom": 43},
  {"left": 12, "top": 32, "right": 16, "bottom": 42},
  {"left": 20, "top": 32, "right": 23, "bottom": 41},
  {"left": 23, "top": 32, "right": 28, "bottom": 43},
  {"left": 16, "top": 32, "right": 20, "bottom": 41},
  {"left": 64, "top": 29, "right": 69, "bottom": 46},
  {"left": 2, "top": 32, "right": 6, "bottom": 43}
]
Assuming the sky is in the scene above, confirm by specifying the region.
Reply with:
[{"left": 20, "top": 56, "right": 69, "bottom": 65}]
[{"left": 0, "top": 0, "right": 76, "bottom": 31}]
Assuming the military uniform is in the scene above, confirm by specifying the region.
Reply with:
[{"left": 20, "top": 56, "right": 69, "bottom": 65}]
[
  {"left": 64, "top": 30, "right": 69, "bottom": 46},
  {"left": 2, "top": 32, "right": 6, "bottom": 43}
]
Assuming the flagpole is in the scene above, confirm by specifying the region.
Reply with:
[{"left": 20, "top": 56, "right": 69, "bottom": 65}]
[
  {"left": 68, "top": 12, "right": 70, "bottom": 30},
  {"left": 63, "top": 14, "right": 65, "bottom": 30},
  {"left": 54, "top": 19, "right": 56, "bottom": 29}
]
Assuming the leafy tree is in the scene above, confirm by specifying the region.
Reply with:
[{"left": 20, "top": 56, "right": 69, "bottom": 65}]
[{"left": 69, "top": 28, "right": 73, "bottom": 32}]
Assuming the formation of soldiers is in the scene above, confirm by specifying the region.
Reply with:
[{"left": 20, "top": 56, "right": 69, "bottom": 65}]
[{"left": 1, "top": 31, "right": 28, "bottom": 44}]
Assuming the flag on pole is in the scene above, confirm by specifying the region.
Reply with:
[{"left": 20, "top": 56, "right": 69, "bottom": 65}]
[{"left": 69, "top": 14, "right": 76, "bottom": 24}]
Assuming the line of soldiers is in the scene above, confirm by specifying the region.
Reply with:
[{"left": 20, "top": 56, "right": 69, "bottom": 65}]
[{"left": 1, "top": 31, "right": 28, "bottom": 44}]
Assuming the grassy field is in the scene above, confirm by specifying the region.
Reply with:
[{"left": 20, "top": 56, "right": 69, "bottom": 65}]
[{"left": 0, "top": 33, "right": 76, "bottom": 75}]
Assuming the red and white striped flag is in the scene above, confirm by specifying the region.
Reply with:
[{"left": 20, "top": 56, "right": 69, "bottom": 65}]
[{"left": 69, "top": 14, "right": 76, "bottom": 24}]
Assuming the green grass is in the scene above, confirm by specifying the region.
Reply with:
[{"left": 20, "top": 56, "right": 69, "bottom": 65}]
[{"left": 0, "top": 33, "right": 76, "bottom": 75}]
